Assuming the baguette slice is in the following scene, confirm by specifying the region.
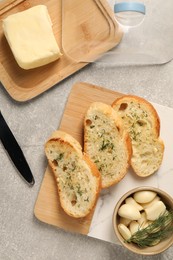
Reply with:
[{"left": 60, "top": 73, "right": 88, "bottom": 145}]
[
  {"left": 84, "top": 102, "right": 132, "bottom": 189},
  {"left": 45, "top": 130, "right": 101, "bottom": 218},
  {"left": 112, "top": 95, "right": 164, "bottom": 177}
]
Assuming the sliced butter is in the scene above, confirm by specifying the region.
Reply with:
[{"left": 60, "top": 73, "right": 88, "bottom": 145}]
[{"left": 2, "top": 5, "right": 61, "bottom": 70}]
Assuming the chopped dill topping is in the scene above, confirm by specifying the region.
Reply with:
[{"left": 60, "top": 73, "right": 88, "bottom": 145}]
[
  {"left": 56, "top": 153, "right": 64, "bottom": 161},
  {"left": 76, "top": 184, "right": 83, "bottom": 196},
  {"left": 100, "top": 140, "right": 114, "bottom": 151}
]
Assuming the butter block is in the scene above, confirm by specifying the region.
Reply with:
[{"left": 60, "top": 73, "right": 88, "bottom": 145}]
[{"left": 2, "top": 5, "right": 61, "bottom": 69}]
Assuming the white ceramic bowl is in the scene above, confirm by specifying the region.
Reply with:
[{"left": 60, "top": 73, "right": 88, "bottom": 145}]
[{"left": 113, "top": 186, "right": 173, "bottom": 255}]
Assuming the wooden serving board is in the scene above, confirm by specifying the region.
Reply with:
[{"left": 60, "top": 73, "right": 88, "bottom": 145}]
[
  {"left": 0, "top": 0, "right": 122, "bottom": 102},
  {"left": 34, "top": 82, "right": 124, "bottom": 235},
  {"left": 0, "top": 0, "right": 24, "bottom": 14},
  {"left": 35, "top": 83, "right": 173, "bottom": 242}
]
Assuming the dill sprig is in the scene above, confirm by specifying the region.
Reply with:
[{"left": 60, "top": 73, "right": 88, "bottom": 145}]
[{"left": 126, "top": 210, "right": 173, "bottom": 247}]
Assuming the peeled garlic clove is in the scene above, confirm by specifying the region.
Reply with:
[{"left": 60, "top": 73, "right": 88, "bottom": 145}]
[
  {"left": 142, "top": 221, "right": 151, "bottom": 229},
  {"left": 150, "top": 225, "right": 161, "bottom": 233},
  {"left": 133, "top": 191, "right": 157, "bottom": 204},
  {"left": 119, "top": 217, "right": 131, "bottom": 226},
  {"left": 149, "top": 238, "right": 161, "bottom": 246},
  {"left": 140, "top": 196, "right": 160, "bottom": 209},
  {"left": 129, "top": 221, "right": 140, "bottom": 235},
  {"left": 125, "top": 197, "right": 143, "bottom": 211},
  {"left": 145, "top": 201, "right": 166, "bottom": 221},
  {"left": 138, "top": 211, "right": 147, "bottom": 227},
  {"left": 118, "top": 204, "right": 141, "bottom": 220},
  {"left": 163, "top": 210, "right": 173, "bottom": 228},
  {"left": 118, "top": 224, "right": 131, "bottom": 240}
]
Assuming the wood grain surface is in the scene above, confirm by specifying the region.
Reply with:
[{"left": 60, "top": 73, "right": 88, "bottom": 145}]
[
  {"left": 0, "top": 0, "right": 122, "bottom": 101},
  {"left": 0, "top": 0, "right": 24, "bottom": 13},
  {"left": 34, "top": 82, "right": 124, "bottom": 235}
]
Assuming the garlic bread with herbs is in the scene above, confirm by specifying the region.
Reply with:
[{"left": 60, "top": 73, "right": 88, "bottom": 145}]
[
  {"left": 112, "top": 95, "right": 164, "bottom": 177},
  {"left": 45, "top": 130, "right": 101, "bottom": 218},
  {"left": 84, "top": 102, "right": 132, "bottom": 189}
]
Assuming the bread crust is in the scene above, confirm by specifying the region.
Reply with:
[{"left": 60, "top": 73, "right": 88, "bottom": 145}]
[
  {"left": 45, "top": 130, "right": 101, "bottom": 218},
  {"left": 84, "top": 102, "right": 132, "bottom": 188},
  {"left": 112, "top": 95, "right": 164, "bottom": 177},
  {"left": 112, "top": 95, "right": 161, "bottom": 136}
]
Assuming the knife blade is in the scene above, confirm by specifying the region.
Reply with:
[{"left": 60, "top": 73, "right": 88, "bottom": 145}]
[{"left": 0, "top": 111, "right": 35, "bottom": 186}]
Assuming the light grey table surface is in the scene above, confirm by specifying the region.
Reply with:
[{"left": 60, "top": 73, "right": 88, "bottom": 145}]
[{"left": 0, "top": 60, "right": 173, "bottom": 260}]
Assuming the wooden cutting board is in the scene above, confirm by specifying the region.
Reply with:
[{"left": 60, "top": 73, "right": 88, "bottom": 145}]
[
  {"left": 0, "top": 0, "right": 122, "bottom": 102},
  {"left": 34, "top": 82, "right": 124, "bottom": 235}
]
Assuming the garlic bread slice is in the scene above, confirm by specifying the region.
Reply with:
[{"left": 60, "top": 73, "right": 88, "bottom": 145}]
[
  {"left": 84, "top": 102, "right": 131, "bottom": 188},
  {"left": 45, "top": 130, "right": 101, "bottom": 218},
  {"left": 112, "top": 95, "right": 164, "bottom": 177}
]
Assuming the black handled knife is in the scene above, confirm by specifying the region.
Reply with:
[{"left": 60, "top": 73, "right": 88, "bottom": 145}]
[{"left": 0, "top": 111, "right": 35, "bottom": 186}]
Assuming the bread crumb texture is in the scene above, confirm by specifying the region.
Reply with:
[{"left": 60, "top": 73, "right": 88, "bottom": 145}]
[
  {"left": 84, "top": 102, "right": 131, "bottom": 188},
  {"left": 45, "top": 131, "right": 101, "bottom": 218},
  {"left": 112, "top": 95, "right": 164, "bottom": 177}
]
